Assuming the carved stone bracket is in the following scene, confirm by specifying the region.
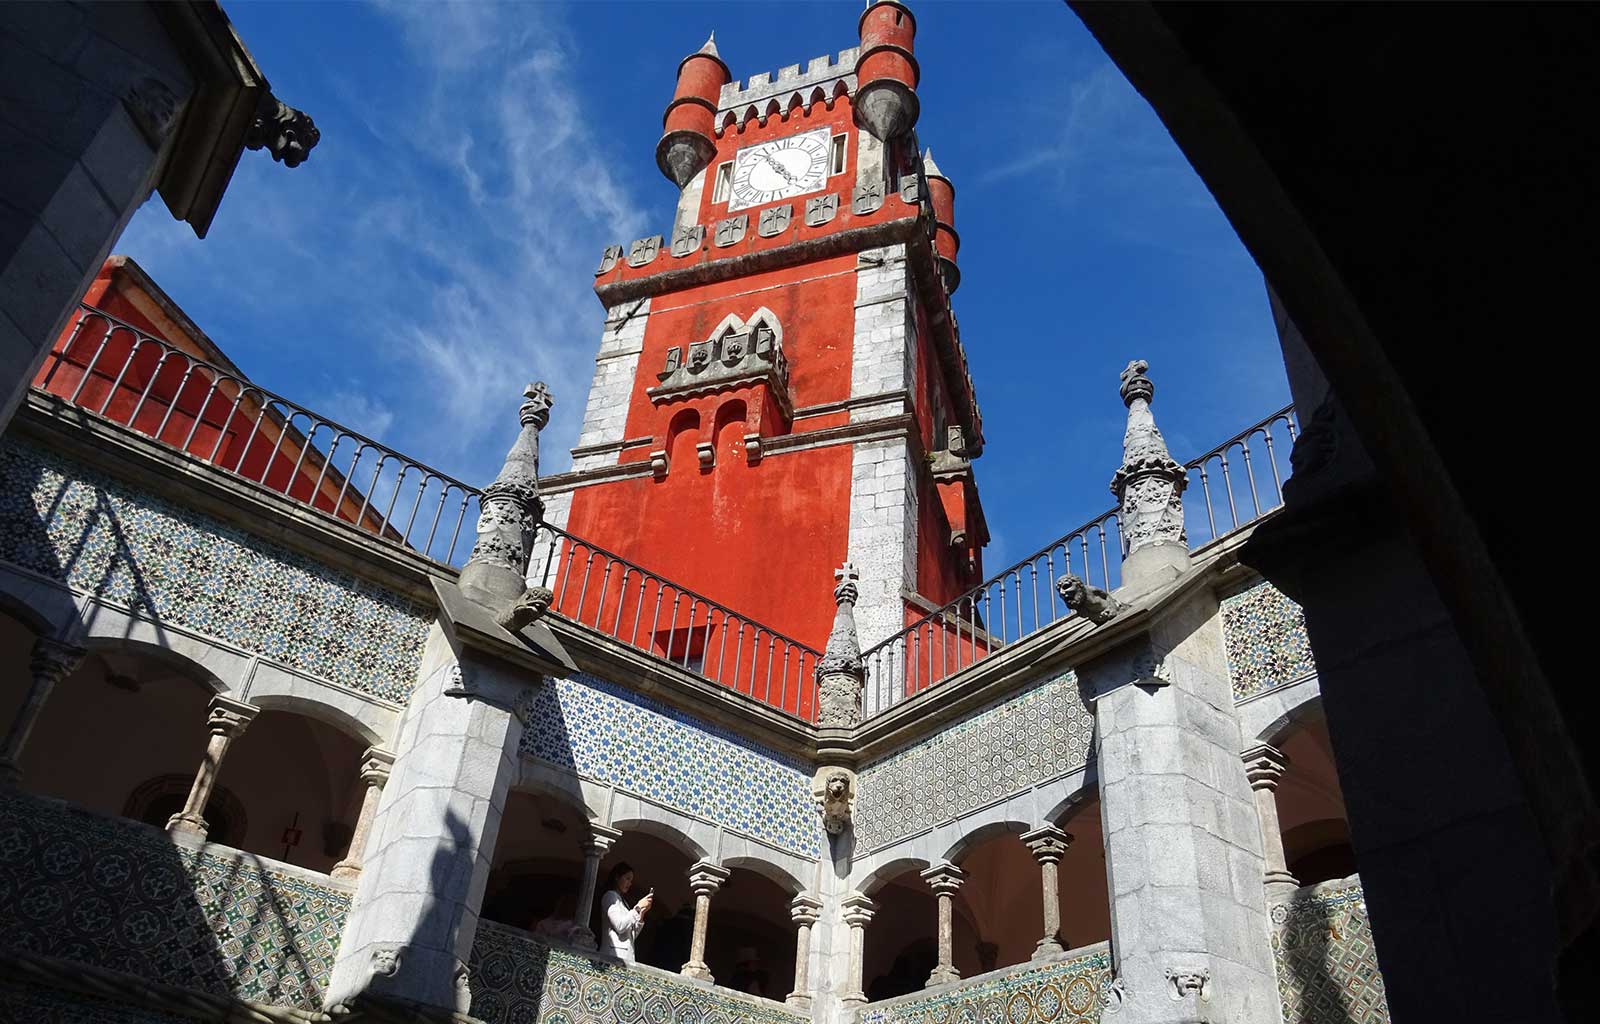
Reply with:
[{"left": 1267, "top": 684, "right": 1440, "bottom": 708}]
[
  {"left": 244, "top": 93, "right": 320, "bottom": 167},
  {"left": 813, "top": 767, "right": 857, "bottom": 834}
]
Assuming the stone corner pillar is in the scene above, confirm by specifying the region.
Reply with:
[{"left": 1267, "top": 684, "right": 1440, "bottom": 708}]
[
  {"left": 166, "top": 695, "right": 259, "bottom": 838},
  {"left": 0, "top": 637, "right": 86, "bottom": 786},
  {"left": 787, "top": 891, "right": 824, "bottom": 1009},
  {"left": 1022, "top": 825, "right": 1072, "bottom": 959},
  {"left": 840, "top": 891, "right": 877, "bottom": 1006},
  {"left": 1242, "top": 744, "right": 1300, "bottom": 903},
  {"left": 681, "top": 860, "right": 731, "bottom": 981},
  {"left": 921, "top": 863, "right": 966, "bottom": 987},
  {"left": 572, "top": 823, "right": 624, "bottom": 949},
  {"left": 331, "top": 747, "right": 396, "bottom": 881},
  {"left": 324, "top": 659, "right": 535, "bottom": 1016}
]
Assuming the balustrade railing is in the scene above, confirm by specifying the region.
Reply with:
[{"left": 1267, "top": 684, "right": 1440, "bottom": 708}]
[
  {"left": 35, "top": 304, "right": 482, "bottom": 565},
  {"left": 861, "top": 405, "right": 1297, "bottom": 716},
  {"left": 529, "top": 522, "right": 824, "bottom": 720}
]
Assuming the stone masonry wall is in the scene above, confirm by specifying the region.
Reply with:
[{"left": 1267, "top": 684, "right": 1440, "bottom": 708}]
[{"left": 573, "top": 298, "right": 652, "bottom": 471}]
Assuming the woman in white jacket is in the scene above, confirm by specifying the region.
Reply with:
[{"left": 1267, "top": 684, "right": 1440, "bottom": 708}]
[{"left": 598, "top": 862, "right": 653, "bottom": 962}]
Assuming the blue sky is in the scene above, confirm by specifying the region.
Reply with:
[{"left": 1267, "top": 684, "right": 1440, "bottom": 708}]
[{"left": 118, "top": 0, "right": 1289, "bottom": 573}]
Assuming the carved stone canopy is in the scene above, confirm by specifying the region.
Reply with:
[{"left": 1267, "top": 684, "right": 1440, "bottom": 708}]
[{"left": 649, "top": 312, "right": 792, "bottom": 417}]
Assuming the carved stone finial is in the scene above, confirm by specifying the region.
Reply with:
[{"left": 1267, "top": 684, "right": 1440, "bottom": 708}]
[
  {"left": 1109, "top": 359, "right": 1188, "bottom": 563},
  {"left": 244, "top": 92, "right": 321, "bottom": 168},
  {"left": 1054, "top": 573, "right": 1126, "bottom": 625},
  {"left": 922, "top": 147, "right": 947, "bottom": 182},
  {"left": 699, "top": 31, "right": 720, "bottom": 58},
  {"left": 815, "top": 563, "right": 865, "bottom": 727},
  {"left": 460, "top": 382, "right": 554, "bottom": 606}
]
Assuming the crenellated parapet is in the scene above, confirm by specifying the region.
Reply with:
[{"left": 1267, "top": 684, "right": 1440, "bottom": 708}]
[{"left": 715, "top": 47, "right": 859, "bottom": 135}]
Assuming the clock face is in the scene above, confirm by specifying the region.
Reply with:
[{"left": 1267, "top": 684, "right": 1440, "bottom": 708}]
[{"left": 728, "top": 127, "right": 832, "bottom": 211}]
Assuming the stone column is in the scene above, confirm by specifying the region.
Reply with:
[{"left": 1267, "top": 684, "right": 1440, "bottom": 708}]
[
  {"left": 1022, "top": 825, "right": 1071, "bottom": 959},
  {"left": 0, "top": 638, "right": 85, "bottom": 786},
  {"left": 330, "top": 748, "right": 396, "bottom": 881},
  {"left": 840, "top": 891, "right": 876, "bottom": 1006},
  {"left": 573, "top": 824, "right": 623, "bottom": 948},
  {"left": 681, "top": 861, "right": 730, "bottom": 981},
  {"left": 1242, "top": 745, "right": 1299, "bottom": 902},
  {"left": 787, "top": 892, "right": 823, "bottom": 1009},
  {"left": 921, "top": 863, "right": 966, "bottom": 986},
  {"left": 167, "top": 696, "right": 259, "bottom": 838}
]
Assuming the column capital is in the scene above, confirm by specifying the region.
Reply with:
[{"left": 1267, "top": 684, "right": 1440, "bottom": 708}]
[
  {"left": 206, "top": 696, "right": 259, "bottom": 739},
  {"left": 1021, "top": 824, "right": 1072, "bottom": 863},
  {"left": 688, "top": 860, "right": 731, "bottom": 895},
  {"left": 842, "top": 890, "right": 876, "bottom": 927},
  {"left": 359, "top": 747, "right": 396, "bottom": 786},
  {"left": 29, "top": 638, "right": 86, "bottom": 682},
  {"left": 920, "top": 862, "right": 967, "bottom": 895},
  {"left": 790, "top": 891, "right": 823, "bottom": 926},
  {"left": 1242, "top": 743, "right": 1290, "bottom": 790},
  {"left": 583, "top": 823, "right": 624, "bottom": 857}
]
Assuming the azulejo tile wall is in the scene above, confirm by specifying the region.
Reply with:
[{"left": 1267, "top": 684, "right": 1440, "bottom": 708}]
[
  {"left": 1221, "top": 579, "right": 1316, "bottom": 703},
  {"left": 852, "top": 670, "right": 1093, "bottom": 852},
  {"left": 0, "top": 979, "right": 194, "bottom": 1023},
  {"left": 469, "top": 921, "right": 809, "bottom": 1024},
  {"left": 0, "top": 790, "right": 351, "bottom": 1010},
  {"left": 0, "top": 439, "right": 431, "bottom": 702},
  {"left": 521, "top": 673, "right": 820, "bottom": 857},
  {"left": 858, "top": 947, "right": 1112, "bottom": 1024},
  {"left": 1271, "top": 877, "right": 1389, "bottom": 1024}
]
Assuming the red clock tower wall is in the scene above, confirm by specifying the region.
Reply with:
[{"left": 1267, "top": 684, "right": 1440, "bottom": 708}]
[{"left": 537, "top": 6, "right": 986, "bottom": 687}]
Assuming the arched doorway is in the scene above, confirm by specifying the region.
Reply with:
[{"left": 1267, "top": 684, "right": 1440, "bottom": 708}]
[
  {"left": 481, "top": 789, "right": 590, "bottom": 934},
  {"left": 1270, "top": 708, "right": 1356, "bottom": 885}
]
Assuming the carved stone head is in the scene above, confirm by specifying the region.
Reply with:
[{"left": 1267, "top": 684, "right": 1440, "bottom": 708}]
[{"left": 245, "top": 95, "right": 321, "bottom": 168}]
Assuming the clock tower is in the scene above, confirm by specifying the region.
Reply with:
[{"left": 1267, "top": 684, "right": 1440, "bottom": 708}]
[{"left": 539, "top": 0, "right": 986, "bottom": 714}]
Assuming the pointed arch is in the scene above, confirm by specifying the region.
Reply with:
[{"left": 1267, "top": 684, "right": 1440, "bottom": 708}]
[{"left": 744, "top": 306, "right": 784, "bottom": 350}]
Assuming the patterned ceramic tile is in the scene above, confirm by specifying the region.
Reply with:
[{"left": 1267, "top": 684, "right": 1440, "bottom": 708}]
[
  {"left": 1271, "top": 878, "right": 1389, "bottom": 1024},
  {"left": 0, "top": 439, "right": 431, "bottom": 702},
  {"left": 852, "top": 670, "right": 1093, "bottom": 852},
  {"left": 1221, "top": 580, "right": 1316, "bottom": 702},
  {"left": 0, "top": 979, "right": 196, "bottom": 1023},
  {"left": 469, "top": 921, "right": 809, "bottom": 1024},
  {"left": 521, "top": 673, "right": 820, "bottom": 858},
  {"left": 0, "top": 790, "right": 351, "bottom": 1010},
  {"left": 858, "top": 947, "right": 1112, "bottom": 1024}
]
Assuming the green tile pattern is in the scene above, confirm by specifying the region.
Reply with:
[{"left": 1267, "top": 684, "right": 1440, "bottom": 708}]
[
  {"left": 1221, "top": 580, "right": 1316, "bottom": 701},
  {"left": 0, "top": 791, "right": 350, "bottom": 1010},
  {"left": 858, "top": 947, "right": 1113, "bottom": 1024},
  {"left": 1271, "top": 878, "right": 1390, "bottom": 1024}
]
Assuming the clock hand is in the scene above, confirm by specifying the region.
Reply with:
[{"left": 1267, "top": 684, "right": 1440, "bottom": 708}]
[{"left": 760, "top": 152, "right": 798, "bottom": 187}]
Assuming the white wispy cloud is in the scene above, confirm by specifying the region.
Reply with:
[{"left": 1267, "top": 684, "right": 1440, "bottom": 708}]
[{"left": 116, "top": 1, "right": 648, "bottom": 487}]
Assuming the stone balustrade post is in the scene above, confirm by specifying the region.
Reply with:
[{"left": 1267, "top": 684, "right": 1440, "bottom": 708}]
[
  {"left": 0, "top": 638, "right": 85, "bottom": 786},
  {"left": 681, "top": 861, "right": 730, "bottom": 981},
  {"left": 840, "top": 891, "right": 876, "bottom": 1006},
  {"left": 331, "top": 748, "right": 395, "bottom": 880},
  {"left": 1243, "top": 744, "right": 1299, "bottom": 902},
  {"left": 574, "top": 824, "right": 623, "bottom": 948},
  {"left": 787, "top": 892, "right": 823, "bottom": 1008},
  {"left": 921, "top": 863, "right": 966, "bottom": 986},
  {"left": 167, "top": 695, "right": 259, "bottom": 838},
  {"left": 1022, "top": 825, "right": 1072, "bottom": 959}
]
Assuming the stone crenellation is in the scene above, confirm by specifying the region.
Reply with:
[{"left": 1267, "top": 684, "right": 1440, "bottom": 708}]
[{"left": 718, "top": 47, "right": 859, "bottom": 113}]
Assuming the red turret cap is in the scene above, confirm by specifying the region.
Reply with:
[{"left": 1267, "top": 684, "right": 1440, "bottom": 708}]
[
  {"left": 922, "top": 148, "right": 959, "bottom": 294},
  {"left": 855, "top": 1, "right": 920, "bottom": 141},
  {"left": 657, "top": 33, "right": 731, "bottom": 187}
]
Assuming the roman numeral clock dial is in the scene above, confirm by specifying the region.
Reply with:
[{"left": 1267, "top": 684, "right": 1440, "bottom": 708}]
[{"left": 728, "top": 127, "right": 832, "bottom": 211}]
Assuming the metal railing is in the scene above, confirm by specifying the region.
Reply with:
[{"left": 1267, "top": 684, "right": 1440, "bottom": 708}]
[
  {"left": 529, "top": 522, "right": 825, "bottom": 720},
  {"left": 35, "top": 304, "right": 483, "bottom": 565},
  {"left": 861, "top": 405, "right": 1297, "bottom": 715}
]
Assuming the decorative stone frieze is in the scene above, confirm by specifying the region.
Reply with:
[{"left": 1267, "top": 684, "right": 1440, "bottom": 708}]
[
  {"left": 815, "top": 563, "right": 866, "bottom": 727},
  {"left": 460, "top": 382, "right": 552, "bottom": 606},
  {"left": 714, "top": 214, "right": 749, "bottom": 247},
  {"left": 759, "top": 203, "right": 793, "bottom": 237},
  {"left": 671, "top": 224, "right": 706, "bottom": 257},
  {"left": 648, "top": 311, "right": 792, "bottom": 418}
]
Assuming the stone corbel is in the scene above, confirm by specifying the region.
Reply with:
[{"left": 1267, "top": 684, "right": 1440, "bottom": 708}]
[
  {"left": 813, "top": 767, "right": 857, "bottom": 835},
  {"left": 743, "top": 432, "right": 763, "bottom": 464},
  {"left": 650, "top": 449, "right": 669, "bottom": 479},
  {"left": 1164, "top": 967, "right": 1210, "bottom": 1002},
  {"left": 697, "top": 441, "right": 715, "bottom": 468}
]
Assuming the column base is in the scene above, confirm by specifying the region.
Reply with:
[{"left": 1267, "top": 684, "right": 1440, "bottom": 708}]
[
  {"left": 1032, "top": 937, "right": 1064, "bottom": 960},
  {"left": 785, "top": 993, "right": 812, "bottom": 1010},
  {"left": 330, "top": 859, "right": 362, "bottom": 881},
  {"left": 841, "top": 994, "right": 867, "bottom": 1007},
  {"left": 1264, "top": 872, "right": 1301, "bottom": 905},
  {"left": 680, "top": 962, "right": 713, "bottom": 982},
  {"left": 925, "top": 965, "right": 961, "bottom": 987},
  {"left": 166, "top": 811, "right": 209, "bottom": 837}
]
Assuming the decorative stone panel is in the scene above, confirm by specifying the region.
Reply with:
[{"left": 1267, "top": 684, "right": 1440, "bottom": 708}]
[
  {"left": 852, "top": 670, "right": 1094, "bottom": 852},
  {"left": 469, "top": 922, "right": 808, "bottom": 1024},
  {"left": 1271, "top": 876, "right": 1390, "bottom": 1024},
  {"left": 1222, "top": 579, "right": 1316, "bottom": 702},
  {"left": 0, "top": 979, "right": 193, "bottom": 1023},
  {"left": 0, "top": 439, "right": 430, "bottom": 702},
  {"left": 0, "top": 791, "right": 352, "bottom": 1009},
  {"left": 520, "top": 673, "right": 820, "bottom": 857},
  {"left": 858, "top": 946, "right": 1112, "bottom": 1024}
]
